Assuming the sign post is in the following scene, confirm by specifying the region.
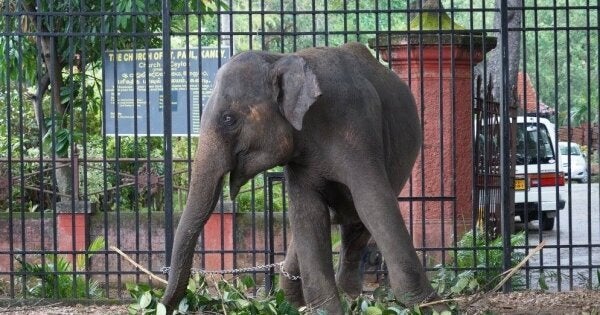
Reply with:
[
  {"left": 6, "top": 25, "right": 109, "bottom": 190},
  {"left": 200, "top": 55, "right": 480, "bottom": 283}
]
[{"left": 103, "top": 47, "right": 230, "bottom": 136}]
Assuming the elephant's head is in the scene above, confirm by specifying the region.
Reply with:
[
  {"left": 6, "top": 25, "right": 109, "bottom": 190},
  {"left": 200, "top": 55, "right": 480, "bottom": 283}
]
[{"left": 162, "top": 51, "right": 321, "bottom": 309}]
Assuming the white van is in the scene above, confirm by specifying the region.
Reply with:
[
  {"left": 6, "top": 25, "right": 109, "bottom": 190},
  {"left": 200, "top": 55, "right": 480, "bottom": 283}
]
[{"left": 514, "top": 116, "right": 565, "bottom": 231}]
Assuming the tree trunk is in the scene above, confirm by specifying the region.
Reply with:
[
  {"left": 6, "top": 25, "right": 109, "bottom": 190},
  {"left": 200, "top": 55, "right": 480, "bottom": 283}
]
[
  {"left": 33, "top": 74, "right": 50, "bottom": 136},
  {"left": 478, "top": 0, "right": 522, "bottom": 110},
  {"left": 476, "top": 0, "right": 523, "bottom": 234},
  {"left": 39, "top": 33, "right": 74, "bottom": 201},
  {"left": 22, "top": 1, "right": 75, "bottom": 202}
]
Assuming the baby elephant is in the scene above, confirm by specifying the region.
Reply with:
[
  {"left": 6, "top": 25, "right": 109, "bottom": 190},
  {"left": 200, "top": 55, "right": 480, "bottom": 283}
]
[{"left": 162, "top": 42, "right": 441, "bottom": 314}]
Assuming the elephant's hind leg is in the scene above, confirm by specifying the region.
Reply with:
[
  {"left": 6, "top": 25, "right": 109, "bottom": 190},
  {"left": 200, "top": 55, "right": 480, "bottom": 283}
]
[
  {"left": 335, "top": 222, "right": 371, "bottom": 297},
  {"left": 344, "top": 166, "right": 439, "bottom": 307}
]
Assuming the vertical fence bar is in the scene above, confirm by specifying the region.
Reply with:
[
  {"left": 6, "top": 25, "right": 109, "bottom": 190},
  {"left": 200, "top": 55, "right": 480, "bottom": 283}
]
[
  {"left": 3, "top": 1, "right": 15, "bottom": 297},
  {"left": 78, "top": 0, "right": 89, "bottom": 295},
  {"left": 265, "top": 174, "right": 275, "bottom": 293},
  {"left": 100, "top": 0, "right": 110, "bottom": 295},
  {"left": 162, "top": 0, "right": 174, "bottom": 267},
  {"left": 499, "top": 0, "right": 513, "bottom": 293}
]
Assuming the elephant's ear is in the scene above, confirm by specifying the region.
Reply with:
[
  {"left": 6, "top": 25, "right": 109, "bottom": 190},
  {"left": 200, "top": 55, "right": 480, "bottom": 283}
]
[{"left": 272, "top": 55, "right": 321, "bottom": 130}]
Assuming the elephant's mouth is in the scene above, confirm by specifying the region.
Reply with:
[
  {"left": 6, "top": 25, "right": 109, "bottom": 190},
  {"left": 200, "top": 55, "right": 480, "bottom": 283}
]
[
  {"left": 229, "top": 148, "right": 281, "bottom": 200},
  {"left": 228, "top": 169, "right": 252, "bottom": 200},
  {"left": 229, "top": 150, "right": 252, "bottom": 200}
]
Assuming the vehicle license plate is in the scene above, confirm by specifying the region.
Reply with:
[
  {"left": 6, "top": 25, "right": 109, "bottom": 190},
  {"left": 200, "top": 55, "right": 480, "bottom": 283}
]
[{"left": 514, "top": 178, "right": 526, "bottom": 190}]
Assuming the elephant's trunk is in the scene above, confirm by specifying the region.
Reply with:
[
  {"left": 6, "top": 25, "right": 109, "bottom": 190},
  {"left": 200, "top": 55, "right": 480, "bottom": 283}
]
[{"left": 161, "top": 135, "right": 228, "bottom": 310}]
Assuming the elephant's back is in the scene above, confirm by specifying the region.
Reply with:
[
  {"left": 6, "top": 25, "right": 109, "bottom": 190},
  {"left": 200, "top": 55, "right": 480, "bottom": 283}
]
[
  {"left": 296, "top": 44, "right": 421, "bottom": 193},
  {"left": 336, "top": 44, "right": 422, "bottom": 193},
  {"left": 356, "top": 47, "right": 420, "bottom": 193}
]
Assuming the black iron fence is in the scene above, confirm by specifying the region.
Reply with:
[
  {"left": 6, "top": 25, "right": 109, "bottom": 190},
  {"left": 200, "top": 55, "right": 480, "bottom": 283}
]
[{"left": 0, "top": 0, "right": 598, "bottom": 300}]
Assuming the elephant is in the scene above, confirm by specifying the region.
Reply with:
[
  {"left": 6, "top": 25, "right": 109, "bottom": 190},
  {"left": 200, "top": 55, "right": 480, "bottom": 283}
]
[{"left": 161, "top": 42, "right": 442, "bottom": 314}]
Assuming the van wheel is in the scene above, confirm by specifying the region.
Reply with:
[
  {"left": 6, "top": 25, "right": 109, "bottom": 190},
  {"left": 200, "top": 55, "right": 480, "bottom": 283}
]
[{"left": 541, "top": 215, "right": 555, "bottom": 231}]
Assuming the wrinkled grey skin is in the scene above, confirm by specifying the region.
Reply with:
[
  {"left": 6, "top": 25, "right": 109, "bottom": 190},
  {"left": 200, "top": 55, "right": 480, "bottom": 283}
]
[{"left": 161, "top": 42, "right": 440, "bottom": 314}]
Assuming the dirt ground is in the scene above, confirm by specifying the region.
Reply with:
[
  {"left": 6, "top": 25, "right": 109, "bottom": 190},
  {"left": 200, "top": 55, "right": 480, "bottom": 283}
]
[
  {"left": 1, "top": 290, "right": 599, "bottom": 314},
  {"left": 458, "top": 290, "right": 600, "bottom": 314}
]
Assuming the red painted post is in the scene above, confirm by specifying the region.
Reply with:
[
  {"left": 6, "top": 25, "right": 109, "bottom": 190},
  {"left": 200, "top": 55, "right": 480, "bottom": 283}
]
[
  {"left": 57, "top": 210, "right": 88, "bottom": 264},
  {"left": 371, "top": 33, "right": 496, "bottom": 259},
  {"left": 56, "top": 201, "right": 93, "bottom": 266},
  {"left": 56, "top": 150, "right": 92, "bottom": 265},
  {"left": 202, "top": 202, "right": 234, "bottom": 272}
]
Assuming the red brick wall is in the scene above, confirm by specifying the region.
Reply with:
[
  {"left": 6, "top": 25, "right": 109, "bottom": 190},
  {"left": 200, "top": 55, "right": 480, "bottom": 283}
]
[
  {"left": 1, "top": 212, "right": 288, "bottom": 284},
  {"left": 0, "top": 214, "right": 56, "bottom": 274}
]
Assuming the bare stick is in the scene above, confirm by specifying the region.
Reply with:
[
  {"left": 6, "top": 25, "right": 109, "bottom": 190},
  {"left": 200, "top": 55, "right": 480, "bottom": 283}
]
[
  {"left": 419, "top": 297, "right": 465, "bottom": 308},
  {"left": 492, "top": 240, "right": 546, "bottom": 292},
  {"left": 208, "top": 274, "right": 228, "bottom": 315},
  {"left": 110, "top": 246, "right": 168, "bottom": 285}
]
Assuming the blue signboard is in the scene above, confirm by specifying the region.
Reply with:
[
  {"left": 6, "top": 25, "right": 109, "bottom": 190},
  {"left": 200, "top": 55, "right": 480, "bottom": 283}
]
[{"left": 103, "top": 47, "right": 230, "bottom": 136}]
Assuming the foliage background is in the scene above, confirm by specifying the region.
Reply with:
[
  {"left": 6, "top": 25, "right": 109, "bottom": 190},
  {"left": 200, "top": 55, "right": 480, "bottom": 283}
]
[{"left": 0, "top": 0, "right": 597, "bottom": 213}]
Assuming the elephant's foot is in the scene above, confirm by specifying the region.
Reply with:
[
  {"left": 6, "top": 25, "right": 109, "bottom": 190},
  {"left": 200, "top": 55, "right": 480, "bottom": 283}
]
[
  {"left": 304, "top": 292, "right": 343, "bottom": 315},
  {"left": 280, "top": 276, "right": 304, "bottom": 307},
  {"left": 394, "top": 287, "right": 450, "bottom": 312},
  {"left": 335, "top": 260, "right": 363, "bottom": 297}
]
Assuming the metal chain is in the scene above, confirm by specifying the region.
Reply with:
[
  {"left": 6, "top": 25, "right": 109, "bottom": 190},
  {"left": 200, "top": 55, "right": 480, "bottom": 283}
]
[
  {"left": 278, "top": 264, "right": 301, "bottom": 281},
  {"left": 160, "top": 262, "right": 301, "bottom": 281}
]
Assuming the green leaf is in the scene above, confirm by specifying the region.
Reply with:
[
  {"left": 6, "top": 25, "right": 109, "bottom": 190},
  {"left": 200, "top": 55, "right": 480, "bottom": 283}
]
[
  {"left": 241, "top": 275, "right": 255, "bottom": 289},
  {"left": 267, "top": 302, "right": 277, "bottom": 314},
  {"left": 139, "top": 291, "right": 152, "bottom": 309},
  {"left": 126, "top": 283, "right": 138, "bottom": 293},
  {"left": 130, "top": 283, "right": 149, "bottom": 293},
  {"left": 364, "top": 306, "right": 383, "bottom": 315},
  {"left": 361, "top": 300, "right": 370, "bottom": 311},
  {"left": 469, "top": 278, "right": 479, "bottom": 291},
  {"left": 156, "top": 303, "right": 167, "bottom": 315},
  {"left": 538, "top": 273, "right": 549, "bottom": 291},
  {"left": 383, "top": 307, "right": 402, "bottom": 315},
  {"left": 178, "top": 297, "right": 189, "bottom": 313},
  {"left": 187, "top": 279, "right": 197, "bottom": 292},
  {"left": 275, "top": 289, "right": 285, "bottom": 304},
  {"left": 127, "top": 304, "right": 141, "bottom": 315},
  {"left": 235, "top": 299, "right": 251, "bottom": 309},
  {"left": 451, "top": 276, "right": 470, "bottom": 294}
]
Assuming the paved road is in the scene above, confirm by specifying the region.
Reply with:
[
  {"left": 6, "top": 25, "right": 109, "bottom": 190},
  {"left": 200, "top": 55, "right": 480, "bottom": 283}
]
[{"left": 519, "top": 182, "right": 600, "bottom": 290}]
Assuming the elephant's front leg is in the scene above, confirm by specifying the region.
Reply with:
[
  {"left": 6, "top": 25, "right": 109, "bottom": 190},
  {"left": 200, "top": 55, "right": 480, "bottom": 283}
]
[
  {"left": 279, "top": 238, "right": 304, "bottom": 306},
  {"left": 286, "top": 176, "right": 342, "bottom": 314}
]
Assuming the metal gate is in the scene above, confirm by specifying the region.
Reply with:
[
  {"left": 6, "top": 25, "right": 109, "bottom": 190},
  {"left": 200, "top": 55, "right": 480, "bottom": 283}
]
[{"left": 0, "top": 0, "right": 598, "bottom": 299}]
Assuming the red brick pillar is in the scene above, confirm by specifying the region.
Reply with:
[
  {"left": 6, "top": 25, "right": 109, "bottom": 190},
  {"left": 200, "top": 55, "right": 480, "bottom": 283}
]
[
  {"left": 202, "top": 202, "right": 234, "bottom": 272},
  {"left": 57, "top": 201, "right": 92, "bottom": 264},
  {"left": 371, "top": 34, "right": 495, "bottom": 258}
]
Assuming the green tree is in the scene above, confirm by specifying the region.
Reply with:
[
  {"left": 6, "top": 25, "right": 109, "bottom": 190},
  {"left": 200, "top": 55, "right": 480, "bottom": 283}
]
[
  {"left": 522, "top": 0, "right": 599, "bottom": 125},
  {"left": 0, "top": 0, "right": 224, "bottom": 205}
]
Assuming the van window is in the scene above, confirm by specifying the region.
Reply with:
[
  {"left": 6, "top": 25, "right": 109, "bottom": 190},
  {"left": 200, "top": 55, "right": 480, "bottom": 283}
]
[{"left": 516, "top": 123, "right": 556, "bottom": 165}]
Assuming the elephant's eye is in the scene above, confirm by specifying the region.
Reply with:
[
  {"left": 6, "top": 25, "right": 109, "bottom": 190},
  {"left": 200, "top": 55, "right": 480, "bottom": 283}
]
[{"left": 221, "top": 113, "right": 236, "bottom": 127}]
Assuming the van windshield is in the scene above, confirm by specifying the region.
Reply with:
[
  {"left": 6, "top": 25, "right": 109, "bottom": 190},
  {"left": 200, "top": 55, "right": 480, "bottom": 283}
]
[
  {"left": 516, "top": 123, "right": 556, "bottom": 165},
  {"left": 560, "top": 144, "right": 581, "bottom": 156}
]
